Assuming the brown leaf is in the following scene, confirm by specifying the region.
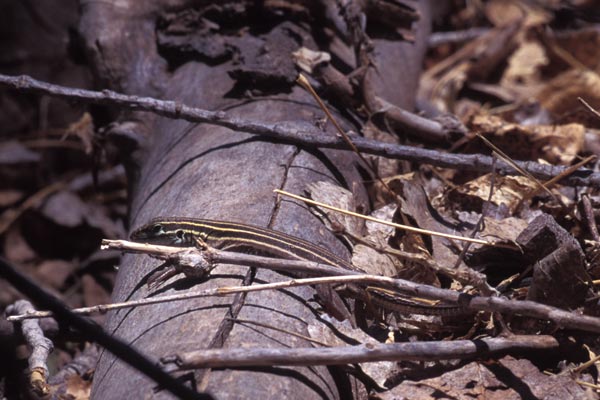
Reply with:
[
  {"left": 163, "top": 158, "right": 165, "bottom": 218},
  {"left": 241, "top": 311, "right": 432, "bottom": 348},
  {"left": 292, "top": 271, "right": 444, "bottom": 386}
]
[
  {"left": 40, "top": 190, "right": 123, "bottom": 238},
  {"left": 380, "top": 356, "right": 587, "bottom": 400},
  {"left": 449, "top": 173, "right": 536, "bottom": 213},
  {"left": 81, "top": 274, "right": 110, "bottom": 308},
  {"left": 36, "top": 260, "right": 75, "bottom": 290},
  {"left": 2, "top": 225, "right": 36, "bottom": 263},
  {"left": 485, "top": 0, "right": 551, "bottom": 27},
  {"left": 501, "top": 39, "right": 548, "bottom": 90},
  {"left": 469, "top": 113, "right": 584, "bottom": 164},
  {"left": 292, "top": 47, "right": 331, "bottom": 74},
  {"left": 537, "top": 69, "right": 600, "bottom": 125}
]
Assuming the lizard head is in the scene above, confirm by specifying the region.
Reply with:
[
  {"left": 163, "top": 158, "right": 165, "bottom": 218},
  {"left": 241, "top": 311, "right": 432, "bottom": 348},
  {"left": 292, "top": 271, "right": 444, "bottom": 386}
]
[{"left": 130, "top": 218, "right": 191, "bottom": 246}]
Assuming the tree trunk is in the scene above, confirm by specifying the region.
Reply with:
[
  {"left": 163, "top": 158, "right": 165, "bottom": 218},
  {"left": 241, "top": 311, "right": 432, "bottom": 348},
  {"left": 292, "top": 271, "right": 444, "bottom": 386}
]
[{"left": 80, "top": 1, "right": 431, "bottom": 398}]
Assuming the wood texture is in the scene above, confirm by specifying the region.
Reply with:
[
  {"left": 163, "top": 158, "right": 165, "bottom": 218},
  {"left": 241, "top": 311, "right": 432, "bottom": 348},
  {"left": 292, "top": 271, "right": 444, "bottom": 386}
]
[{"left": 81, "top": 1, "right": 432, "bottom": 398}]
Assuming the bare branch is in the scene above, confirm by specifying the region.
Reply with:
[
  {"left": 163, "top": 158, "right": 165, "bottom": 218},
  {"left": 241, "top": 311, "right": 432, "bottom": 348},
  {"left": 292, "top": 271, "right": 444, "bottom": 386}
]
[
  {"left": 5, "top": 300, "right": 53, "bottom": 396},
  {"left": 0, "top": 73, "right": 598, "bottom": 187},
  {"left": 171, "top": 335, "right": 558, "bottom": 368},
  {"left": 11, "top": 239, "right": 600, "bottom": 334}
]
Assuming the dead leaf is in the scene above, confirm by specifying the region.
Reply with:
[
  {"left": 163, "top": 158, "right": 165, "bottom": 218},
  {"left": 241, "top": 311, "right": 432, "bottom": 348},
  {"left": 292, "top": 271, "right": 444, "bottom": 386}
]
[
  {"left": 292, "top": 47, "right": 331, "bottom": 74},
  {"left": 485, "top": 0, "right": 551, "bottom": 27},
  {"left": 449, "top": 174, "right": 537, "bottom": 213},
  {"left": 501, "top": 39, "right": 548, "bottom": 90},
  {"left": 41, "top": 190, "right": 87, "bottom": 227},
  {"left": 36, "top": 260, "right": 75, "bottom": 290},
  {"left": 379, "top": 356, "right": 588, "bottom": 400},
  {"left": 469, "top": 113, "right": 584, "bottom": 164},
  {"left": 365, "top": 204, "right": 397, "bottom": 247},
  {"left": 537, "top": 69, "right": 600, "bottom": 123},
  {"left": 40, "top": 190, "right": 123, "bottom": 238},
  {"left": 82, "top": 274, "right": 110, "bottom": 308},
  {"left": 2, "top": 225, "right": 36, "bottom": 263}
]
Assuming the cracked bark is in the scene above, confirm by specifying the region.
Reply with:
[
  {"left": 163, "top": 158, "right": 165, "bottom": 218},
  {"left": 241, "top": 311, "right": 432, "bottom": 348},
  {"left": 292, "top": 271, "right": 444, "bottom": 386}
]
[{"left": 81, "top": 1, "right": 432, "bottom": 398}]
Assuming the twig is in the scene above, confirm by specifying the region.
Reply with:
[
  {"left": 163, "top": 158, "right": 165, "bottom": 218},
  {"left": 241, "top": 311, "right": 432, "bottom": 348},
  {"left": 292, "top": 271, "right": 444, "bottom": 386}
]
[
  {"left": 428, "top": 27, "right": 491, "bottom": 47},
  {"left": 11, "top": 240, "right": 600, "bottom": 333},
  {"left": 520, "top": 155, "right": 596, "bottom": 204},
  {"left": 342, "top": 229, "right": 494, "bottom": 295},
  {"left": 0, "top": 73, "right": 598, "bottom": 187},
  {"left": 274, "top": 189, "right": 511, "bottom": 248},
  {"left": 169, "top": 335, "right": 558, "bottom": 368},
  {"left": 478, "top": 133, "right": 579, "bottom": 222},
  {"left": 582, "top": 194, "right": 600, "bottom": 242},
  {"left": 5, "top": 300, "right": 53, "bottom": 396},
  {"left": 0, "top": 257, "right": 212, "bottom": 400},
  {"left": 579, "top": 97, "right": 600, "bottom": 120}
]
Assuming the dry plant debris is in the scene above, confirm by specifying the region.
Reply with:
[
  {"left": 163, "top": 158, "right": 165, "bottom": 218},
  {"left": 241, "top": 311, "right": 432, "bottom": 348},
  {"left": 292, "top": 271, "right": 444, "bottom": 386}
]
[{"left": 3, "top": 0, "right": 600, "bottom": 399}]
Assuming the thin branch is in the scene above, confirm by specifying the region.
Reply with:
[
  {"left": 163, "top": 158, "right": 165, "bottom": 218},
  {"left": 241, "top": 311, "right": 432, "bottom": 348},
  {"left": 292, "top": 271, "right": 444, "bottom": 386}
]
[
  {"left": 5, "top": 300, "right": 53, "bottom": 396},
  {"left": 582, "top": 194, "right": 600, "bottom": 242},
  {"left": 10, "top": 240, "right": 600, "bottom": 334},
  {"left": 579, "top": 97, "right": 600, "bottom": 120},
  {"left": 428, "top": 27, "right": 491, "bottom": 47},
  {"left": 170, "top": 335, "right": 558, "bottom": 368},
  {"left": 0, "top": 73, "right": 598, "bottom": 187}
]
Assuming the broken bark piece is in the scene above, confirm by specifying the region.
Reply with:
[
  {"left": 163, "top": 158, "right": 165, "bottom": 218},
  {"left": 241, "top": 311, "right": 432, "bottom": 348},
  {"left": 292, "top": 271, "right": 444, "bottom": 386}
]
[{"left": 516, "top": 213, "right": 592, "bottom": 309}]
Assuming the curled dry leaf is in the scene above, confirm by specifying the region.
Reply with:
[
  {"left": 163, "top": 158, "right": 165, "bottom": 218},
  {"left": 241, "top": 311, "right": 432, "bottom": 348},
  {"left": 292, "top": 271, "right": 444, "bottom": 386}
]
[
  {"left": 469, "top": 113, "right": 584, "bottom": 164},
  {"left": 292, "top": 47, "right": 331, "bottom": 74},
  {"left": 420, "top": 23, "right": 520, "bottom": 113}
]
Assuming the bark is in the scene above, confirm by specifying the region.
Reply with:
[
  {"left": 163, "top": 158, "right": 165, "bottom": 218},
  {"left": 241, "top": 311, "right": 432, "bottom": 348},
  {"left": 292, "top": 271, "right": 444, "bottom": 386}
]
[{"left": 80, "top": 1, "right": 432, "bottom": 398}]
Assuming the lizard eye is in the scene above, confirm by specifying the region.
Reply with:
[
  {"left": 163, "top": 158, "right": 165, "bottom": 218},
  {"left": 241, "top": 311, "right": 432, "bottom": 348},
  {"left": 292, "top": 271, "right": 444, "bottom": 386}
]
[
  {"left": 176, "top": 230, "right": 185, "bottom": 240},
  {"left": 152, "top": 224, "right": 163, "bottom": 234}
]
